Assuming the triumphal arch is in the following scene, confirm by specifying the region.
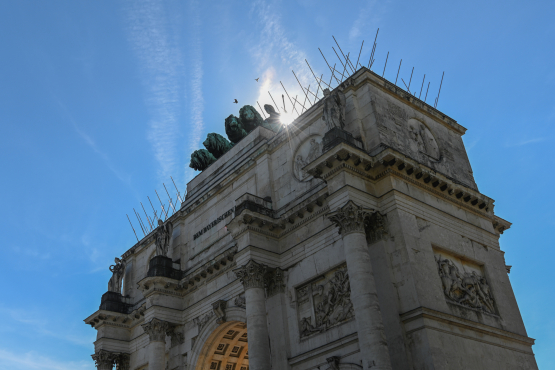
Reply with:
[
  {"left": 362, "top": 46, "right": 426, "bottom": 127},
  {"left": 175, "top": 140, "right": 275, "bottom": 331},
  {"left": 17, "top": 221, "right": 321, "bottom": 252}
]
[{"left": 85, "top": 67, "right": 538, "bottom": 370}]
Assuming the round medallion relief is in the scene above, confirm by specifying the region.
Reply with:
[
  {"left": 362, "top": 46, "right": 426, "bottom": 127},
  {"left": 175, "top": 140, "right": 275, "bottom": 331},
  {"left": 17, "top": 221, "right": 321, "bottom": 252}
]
[
  {"left": 407, "top": 118, "right": 440, "bottom": 160},
  {"left": 293, "top": 135, "right": 323, "bottom": 181}
]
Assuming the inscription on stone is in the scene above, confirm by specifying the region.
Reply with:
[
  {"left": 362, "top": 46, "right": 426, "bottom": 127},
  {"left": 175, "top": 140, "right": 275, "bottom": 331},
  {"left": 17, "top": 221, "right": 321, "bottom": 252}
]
[
  {"left": 296, "top": 264, "right": 354, "bottom": 338},
  {"left": 193, "top": 208, "right": 234, "bottom": 240}
]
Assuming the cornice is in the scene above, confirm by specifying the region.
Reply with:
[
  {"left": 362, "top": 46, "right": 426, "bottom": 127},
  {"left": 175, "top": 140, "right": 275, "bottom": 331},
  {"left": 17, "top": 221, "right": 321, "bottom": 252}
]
[
  {"left": 136, "top": 245, "right": 238, "bottom": 297},
  {"left": 305, "top": 143, "right": 496, "bottom": 220},
  {"left": 84, "top": 303, "right": 147, "bottom": 330}
]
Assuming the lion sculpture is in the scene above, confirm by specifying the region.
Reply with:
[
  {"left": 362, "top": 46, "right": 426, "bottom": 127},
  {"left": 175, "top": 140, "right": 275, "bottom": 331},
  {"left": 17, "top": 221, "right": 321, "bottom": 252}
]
[
  {"left": 239, "top": 105, "right": 264, "bottom": 132},
  {"left": 225, "top": 115, "right": 248, "bottom": 144},
  {"left": 189, "top": 149, "right": 216, "bottom": 171},
  {"left": 203, "top": 133, "right": 234, "bottom": 159}
]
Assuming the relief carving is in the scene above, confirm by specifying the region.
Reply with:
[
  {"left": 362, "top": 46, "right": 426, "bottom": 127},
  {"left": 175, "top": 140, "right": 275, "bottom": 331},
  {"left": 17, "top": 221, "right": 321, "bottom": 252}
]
[
  {"left": 436, "top": 255, "right": 496, "bottom": 314},
  {"left": 294, "top": 136, "right": 323, "bottom": 181},
  {"left": 407, "top": 119, "right": 440, "bottom": 160},
  {"left": 297, "top": 265, "right": 354, "bottom": 338},
  {"left": 234, "top": 294, "right": 246, "bottom": 309},
  {"left": 193, "top": 311, "right": 214, "bottom": 333}
]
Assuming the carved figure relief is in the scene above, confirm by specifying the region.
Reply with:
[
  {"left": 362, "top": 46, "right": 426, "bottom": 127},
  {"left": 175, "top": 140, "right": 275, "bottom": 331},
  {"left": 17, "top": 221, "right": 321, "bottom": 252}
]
[
  {"left": 154, "top": 219, "right": 173, "bottom": 257},
  {"left": 293, "top": 136, "right": 323, "bottom": 181},
  {"left": 194, "top": 311, "right": 214, "bottom": 333},
  {"left": 322, "top": 88, "right": 346, "bottom": 131},
  {"left": 296, "top": 264, "right": 354, "bottom": 338},
  {"left": 435, "top": 253, "right": 496, "bottom": 314},
  {"left": 108, "top": 257, "right": 126, "bottom": 293},
  {"left": 407, "top": 119, "right": 440, "bottom": 160}
]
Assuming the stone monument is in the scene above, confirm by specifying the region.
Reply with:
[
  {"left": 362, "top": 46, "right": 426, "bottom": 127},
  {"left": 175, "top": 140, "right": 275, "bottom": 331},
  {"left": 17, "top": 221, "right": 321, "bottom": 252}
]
[{"left": 86, "top": 67, "right": 538, "bottom": 370}]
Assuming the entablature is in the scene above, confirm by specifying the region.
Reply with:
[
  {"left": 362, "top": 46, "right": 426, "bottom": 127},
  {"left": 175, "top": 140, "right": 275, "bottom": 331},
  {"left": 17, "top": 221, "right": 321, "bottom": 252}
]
[
  {"left": 85, "top": 303, "right": 147, "bottom": 330},
  {"left": 305, "top": 141, "right": 496, "bottom": 221}
]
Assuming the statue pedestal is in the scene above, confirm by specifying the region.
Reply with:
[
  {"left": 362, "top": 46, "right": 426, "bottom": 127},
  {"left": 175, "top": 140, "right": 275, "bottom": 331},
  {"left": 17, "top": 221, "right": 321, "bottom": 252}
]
[
  {"left": 147, "top": 256, "right": 182, "bottom": 279},
  {"left": 322, "top": 127, "right": 363, "bottom": 152},
  {"left": 99, "top": 292, "right": 131, "bottom": 313}
]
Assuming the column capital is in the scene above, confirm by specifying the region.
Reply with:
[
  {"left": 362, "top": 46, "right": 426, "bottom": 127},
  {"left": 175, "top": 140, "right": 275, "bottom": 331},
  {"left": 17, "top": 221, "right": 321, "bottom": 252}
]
[
  {"left": 233, "top": 260, "right": 267, "bottom": 290},
  {"left": 115, "top": 353, "right": 130, "bottom": 370},
  {"left": 91, "top": 350, "right": 117, "bottom": 370},
  {"left": 141, "top": 318, "right": 170, "bottom": 342},
  {"left": 327, "top": 200, "right": 374, "bottom": 236}
]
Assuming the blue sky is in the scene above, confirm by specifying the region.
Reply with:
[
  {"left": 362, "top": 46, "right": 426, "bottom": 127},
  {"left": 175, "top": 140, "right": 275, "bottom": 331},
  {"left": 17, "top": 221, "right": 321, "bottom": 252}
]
[{"left": 0, "top": 0, "right": 553, "bottom": 369}]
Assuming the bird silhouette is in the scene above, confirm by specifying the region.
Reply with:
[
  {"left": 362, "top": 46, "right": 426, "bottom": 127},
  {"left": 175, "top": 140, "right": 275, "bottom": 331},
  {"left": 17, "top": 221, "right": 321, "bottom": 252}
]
[
  {"left": 233, "top": 99, "right": 238, "bottom": 104},
  {"left": 255, "top": 78, "right": 259, "bottom": 82}
]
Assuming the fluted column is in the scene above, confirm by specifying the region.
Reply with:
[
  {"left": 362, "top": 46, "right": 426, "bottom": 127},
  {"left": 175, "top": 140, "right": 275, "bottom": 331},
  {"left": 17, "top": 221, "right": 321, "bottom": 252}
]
[
  {"left": 328, "top": 201, "right": 392, "bottom": 370},
  {"left": 234, "top": 260, "right": 271, "bottom": 370},
  {"left": 142, "top": 318, "right": 170, "bottom": 370},
  {"left": 91, "top": 350, "right": 117, "bottom": 370}
]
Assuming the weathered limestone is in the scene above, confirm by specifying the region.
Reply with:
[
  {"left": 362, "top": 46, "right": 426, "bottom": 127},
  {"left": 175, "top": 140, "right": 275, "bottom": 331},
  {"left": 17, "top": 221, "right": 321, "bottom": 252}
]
[
  {"left": 234, "top": 260, "right": 272, "bottom": 370},
  {"left": 141, "top": 318, "right": 170, "bottom": 370},
  {"left": 86, "top": 67, "right": 537, "bottom": 370},
  {"left": 328, "top": 201, "right": 392, "bottom": 370}
]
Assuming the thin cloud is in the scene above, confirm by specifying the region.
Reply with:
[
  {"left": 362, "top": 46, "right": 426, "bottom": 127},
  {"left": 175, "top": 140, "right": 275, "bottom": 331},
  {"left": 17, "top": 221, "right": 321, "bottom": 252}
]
[
  {"left": 250, "top": 0, "right": 313, "bottom": 110},
  {"left": 348, "top": 0, "right": 384, "bottom": 43},
  {"left": 55, "top": 99, "right": 131, "bottom": 184},
  {"left": 0, "top": 349, "right": 92, "bottom": 370},
  {"left": 124, "top": 0, "right": 184, "bottom": 180},
  {"left": 506, "top": 137, "right": 548, "bottom": 147},
  {"left": 188, "top": 0, "right": 204, "bottom": 154}
]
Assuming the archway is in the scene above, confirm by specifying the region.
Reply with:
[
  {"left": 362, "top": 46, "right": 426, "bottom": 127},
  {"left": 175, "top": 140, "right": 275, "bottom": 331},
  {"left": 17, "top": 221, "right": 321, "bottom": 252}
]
[{"left": 194, "top": 321, "right": 249, "bottom": 370}]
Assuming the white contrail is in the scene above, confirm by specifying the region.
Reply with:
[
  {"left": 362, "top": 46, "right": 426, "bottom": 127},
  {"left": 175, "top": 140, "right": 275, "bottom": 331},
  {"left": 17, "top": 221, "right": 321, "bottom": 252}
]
[
  {"left": 188, "top": 0, "right": 204, "bottom": 154},
  {"left": 124, "top": 0, "right": 184, "bottom": 180}
]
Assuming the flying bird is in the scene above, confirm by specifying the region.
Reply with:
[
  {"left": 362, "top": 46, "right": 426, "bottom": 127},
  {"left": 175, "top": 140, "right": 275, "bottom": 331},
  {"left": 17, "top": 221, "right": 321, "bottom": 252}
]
[
  {"left": 255, "top": 78, "right": 259, "bottom": 82},
  {"left": 233, "top": 99, "right": 238, "bottom": 104}
]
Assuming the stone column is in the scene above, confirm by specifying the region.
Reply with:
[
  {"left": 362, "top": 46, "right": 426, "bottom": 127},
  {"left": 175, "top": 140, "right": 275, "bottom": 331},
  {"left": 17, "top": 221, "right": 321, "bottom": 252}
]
[
  {"left": 142, "top": 318, "right": 170, "bottom": 370},
  {"left": 234, "top": 260, "right": 272, "bottom": 370},
  {"left": 91, "top": 350, "right": 117, "bottom": 370},
  {"left": 328, "top": 201, "right": 392, "bottom": 370},
  {"left": 266, "top": 267, "right": 290, "bottom": 370}
]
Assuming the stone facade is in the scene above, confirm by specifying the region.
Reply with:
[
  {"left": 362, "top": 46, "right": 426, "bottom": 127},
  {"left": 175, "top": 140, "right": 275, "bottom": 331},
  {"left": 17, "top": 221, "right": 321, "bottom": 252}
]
[{"left": 85, "top": 67, "right": 537, "bottom": 370}]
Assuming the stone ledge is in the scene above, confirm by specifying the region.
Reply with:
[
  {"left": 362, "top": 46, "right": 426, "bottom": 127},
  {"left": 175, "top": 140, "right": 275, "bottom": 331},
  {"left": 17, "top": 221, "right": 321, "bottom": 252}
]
[{"left": 400, "top": 306, "right": 535, "bottom": 350}]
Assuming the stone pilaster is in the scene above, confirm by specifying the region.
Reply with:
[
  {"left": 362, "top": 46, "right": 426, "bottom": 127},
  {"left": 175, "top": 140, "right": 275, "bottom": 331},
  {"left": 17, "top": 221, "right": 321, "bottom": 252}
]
[
  {"left": 234, "top": 260, "right": 272, "bottom": 370},
  {"left": 91, "top": 350, "right": 117, "bottom": 370},
  {"left": 266, "top": 267, "right": 285, "bottom": 297},
  {"left": 142, "top": 318, "right": 170, "bottom": 370},
  {"left": 328, "top": 201, "right": 393, "bottom": 370}
]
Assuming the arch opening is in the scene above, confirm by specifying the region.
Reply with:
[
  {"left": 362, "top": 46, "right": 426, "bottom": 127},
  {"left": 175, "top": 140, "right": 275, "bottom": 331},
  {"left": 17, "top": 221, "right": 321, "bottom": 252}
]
[{"left": 194, "top": 321, "right": 249, "bottom": 370}]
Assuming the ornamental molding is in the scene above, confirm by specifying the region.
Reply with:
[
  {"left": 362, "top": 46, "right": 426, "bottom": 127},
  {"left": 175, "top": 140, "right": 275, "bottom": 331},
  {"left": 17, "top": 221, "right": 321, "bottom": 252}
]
[
  {"left": 327, "top": 201, "right": 374, "bottom": 235},
  {"left": 141, "top": 318, "right": 171, "bottom": 342},
  {"left": 234, "top": 260, "right": 267, "bottom": 290},
  {"left": 85, "top": 303, "right": 147, "bottom": 329},
  {"left": 304, "top": 144, "right": 495, "bottom": 219}
]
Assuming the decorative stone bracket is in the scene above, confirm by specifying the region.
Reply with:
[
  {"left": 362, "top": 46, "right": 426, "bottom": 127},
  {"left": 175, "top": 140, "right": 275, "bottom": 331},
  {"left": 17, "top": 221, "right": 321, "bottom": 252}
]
[{"left": 212, "top": 300, "right": 227, "bottom": 324}]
